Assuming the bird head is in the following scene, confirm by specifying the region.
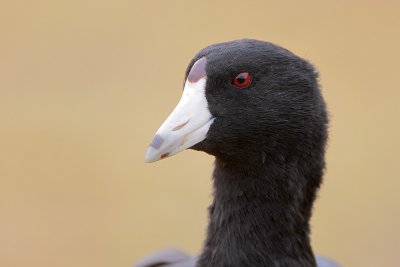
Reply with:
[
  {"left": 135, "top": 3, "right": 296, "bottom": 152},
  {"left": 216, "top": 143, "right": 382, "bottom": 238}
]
[{"left": 145, "top": 39, "right": 327, "bottom": 164}]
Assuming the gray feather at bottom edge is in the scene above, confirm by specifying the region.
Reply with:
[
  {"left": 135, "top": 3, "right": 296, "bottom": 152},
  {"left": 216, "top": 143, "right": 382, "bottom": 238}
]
[
  {"left": 316, "top": 255, "right": 341, "bottom": 267},
  {"left": 133, "top": 249, "right": 340, "bottom": 267},
  {"left": 133, "top": 248, "right": 194, "bottom": 267}
]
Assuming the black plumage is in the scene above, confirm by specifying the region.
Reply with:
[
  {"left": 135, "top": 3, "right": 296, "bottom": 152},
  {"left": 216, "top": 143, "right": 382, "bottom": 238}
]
[{"left": 137, "top": 39, "right": 339, "bottom": 267}]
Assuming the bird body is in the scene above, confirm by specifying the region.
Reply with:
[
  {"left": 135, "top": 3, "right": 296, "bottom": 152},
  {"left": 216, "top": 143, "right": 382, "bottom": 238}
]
[
  {"left": 134, "top": 249, "right": 339, "bottom": 267},
  {"left": 138, "top": 39, "right": 340, "bottom": 267}
]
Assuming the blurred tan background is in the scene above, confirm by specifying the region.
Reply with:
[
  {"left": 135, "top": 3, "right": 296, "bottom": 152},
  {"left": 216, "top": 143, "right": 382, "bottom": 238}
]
[{"left": 1, "top": 1, "right": 399, "bottom": 266}]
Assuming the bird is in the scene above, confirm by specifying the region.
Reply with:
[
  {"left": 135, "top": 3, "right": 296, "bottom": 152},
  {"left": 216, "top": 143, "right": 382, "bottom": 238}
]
[{"left": 137, "top": 39, "right": 340, "bottom": 267}]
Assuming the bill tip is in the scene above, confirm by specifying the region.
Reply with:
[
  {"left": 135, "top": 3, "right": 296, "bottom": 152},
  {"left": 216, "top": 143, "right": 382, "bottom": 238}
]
[{"left": 144, "top": 147, "right": 160, "bottom": 163}]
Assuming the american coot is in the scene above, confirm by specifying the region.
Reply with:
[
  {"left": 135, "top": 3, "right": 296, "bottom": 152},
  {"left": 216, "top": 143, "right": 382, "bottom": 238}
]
[{"left": 138, "top": 39, "right": 340, "bottom": 267}]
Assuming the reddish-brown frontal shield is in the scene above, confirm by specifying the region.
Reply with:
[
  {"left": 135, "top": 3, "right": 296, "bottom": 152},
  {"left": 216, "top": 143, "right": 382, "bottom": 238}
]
[{"left": 187, "top": 57, "right": 207, "bottom": 83}]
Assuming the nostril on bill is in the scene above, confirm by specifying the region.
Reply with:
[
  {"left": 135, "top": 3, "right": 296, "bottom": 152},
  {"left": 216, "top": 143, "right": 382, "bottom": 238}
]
[
  {"left": 172, "top": 119, "right": 190, "bottom": 131},
  {"left": 150, "top": 134, "right": 164, "bottom": 149}
]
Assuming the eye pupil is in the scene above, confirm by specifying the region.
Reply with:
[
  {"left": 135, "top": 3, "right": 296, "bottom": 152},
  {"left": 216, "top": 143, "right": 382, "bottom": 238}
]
[
  {"left": 236, "top": 77, "right": 245, "bottom": 83},
  {"left": 232, "top": 72, "right": 251, "bottom": 89}
]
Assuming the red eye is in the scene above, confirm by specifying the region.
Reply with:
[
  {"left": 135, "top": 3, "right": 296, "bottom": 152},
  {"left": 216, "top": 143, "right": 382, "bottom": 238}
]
[{"left": 232, "top": 72, "right": 252, "bottom": 89}]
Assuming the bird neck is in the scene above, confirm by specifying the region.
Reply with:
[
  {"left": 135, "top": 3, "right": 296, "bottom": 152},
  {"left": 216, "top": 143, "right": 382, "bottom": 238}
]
[{"left": 197, "top": 157, "right": 321, "bottom": 267}]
